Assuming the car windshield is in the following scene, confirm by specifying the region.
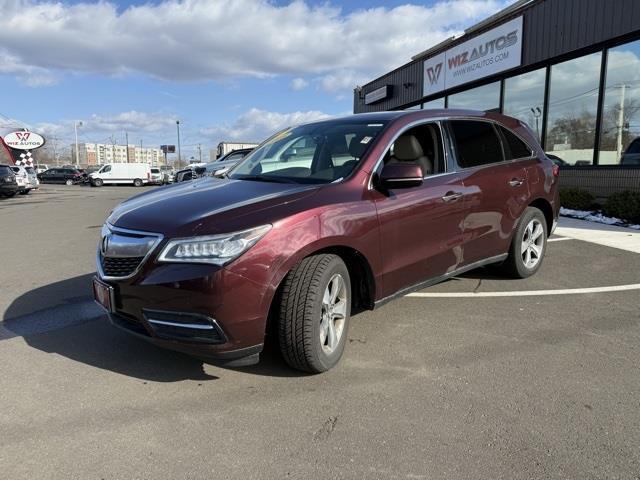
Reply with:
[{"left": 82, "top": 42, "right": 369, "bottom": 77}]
[{"left": 228, "top": 120, "right": 388, "bottom": 184}]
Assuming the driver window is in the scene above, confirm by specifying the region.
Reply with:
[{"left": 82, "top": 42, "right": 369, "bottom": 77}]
[
  {"left": 101, "top": 165, "right": 111, "bottom": 173},
  {"left": 383, "top": 123, "right": 445, "bottom": 177}
]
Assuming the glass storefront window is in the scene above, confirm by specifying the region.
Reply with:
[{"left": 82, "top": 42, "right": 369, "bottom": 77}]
[
  {"left": 422, "top": 98, "right": 445, "bottom": 109},
  {"left": 598, "top": 39, "right": 640, "bottom": 165},
  {"left": 546, "top": 52, "right": 602, "bottom": 165},
  {"left": 447, "top": 81, "right": 500, "bottom": 111},
  {"left": 503, "top": 68, "right": 546, "bottom": 142}
]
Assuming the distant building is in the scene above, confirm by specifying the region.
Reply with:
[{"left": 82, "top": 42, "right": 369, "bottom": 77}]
[{"left": 71, "top": 143, "right": 164, "bottom": 166}]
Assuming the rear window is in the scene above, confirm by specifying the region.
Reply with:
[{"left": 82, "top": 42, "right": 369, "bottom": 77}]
[
  {"left": 498, "top": 126, "right": 532, "bottom": 160},
  {"left": 449, "top": 121, "right": 503, "bottom": 168},
  {"left": 0, "top": 165, "right": 12, "bottom": 175}
]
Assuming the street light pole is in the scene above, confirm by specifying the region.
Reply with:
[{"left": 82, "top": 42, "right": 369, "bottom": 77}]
[
  {"left": 176, "top": 120, "right": 182, "bottom": 169},
  {"left": 74, "top": 121, "right": 83, "bottom": 167}
]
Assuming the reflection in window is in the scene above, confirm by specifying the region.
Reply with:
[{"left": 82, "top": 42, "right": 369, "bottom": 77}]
[
  {"left": 546, "top": 52, "right": 601, "bottom": 165},
  {"left": 422, "top": 98, "right": 445, "bottom": 109},
  {"left": 598, "top": 40, "right": 640, "bottom": 165},
  {"left": 404, "top": 104, "right": 421, "bottom": 110},
  {"left": 447, "top": 81, "right": 500, "bottom": 111},
  {"left": 503, "top": 68, "right": 546, "bottom": 141}
]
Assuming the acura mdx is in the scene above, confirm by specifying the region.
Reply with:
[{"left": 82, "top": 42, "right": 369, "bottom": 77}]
[{"left": 93, "top": 110, "right": 559, "bottom": 373}]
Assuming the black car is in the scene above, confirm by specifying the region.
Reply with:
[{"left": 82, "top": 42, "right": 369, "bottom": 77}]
[
  {"left": 621, "top": 138, "right": 640, "bottom": 165},
  {"left": 175, "top": 148, "right": 254, "bottom": 182},
  {"left": 0, "top": 164, "right": 19, "bottom": 197},
  {"left": 38, "top": 167, "right": 84, "bottom": 185}
]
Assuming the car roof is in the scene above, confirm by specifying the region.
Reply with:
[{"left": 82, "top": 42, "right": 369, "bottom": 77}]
[{"left": 297, "top": 109, "right": 522, "bottom": 129}]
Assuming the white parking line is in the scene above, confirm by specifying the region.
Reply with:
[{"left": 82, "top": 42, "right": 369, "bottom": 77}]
[
  {"left": 406, "top": 283, "right": 640, "bottom": 298},
  {"left": 548, "top": 237, "right": 572, "bottom": 242}
]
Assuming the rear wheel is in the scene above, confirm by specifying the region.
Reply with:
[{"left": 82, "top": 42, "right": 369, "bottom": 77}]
[
  {"left": 92, "top": 178, "right": 104, "bottom": 187},
  {"left": 133, "top": 178, "right": 143, "bottom": 187},
  {"left": 278, "top": 254, "right": 351, "bottom": 373},
  {"left": 65, "top": 179, "right": 73, "bottom": 186},
  {"left": 500, "top": 207, "right": 547, "bottom": 278},
  {"left": 19, "top": 189, "right": 30, "bottom": 195}
]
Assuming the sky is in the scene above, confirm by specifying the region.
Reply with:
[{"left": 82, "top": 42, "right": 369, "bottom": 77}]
[{"left": 0, "top": 0, "right": 511, "bottom": 162}]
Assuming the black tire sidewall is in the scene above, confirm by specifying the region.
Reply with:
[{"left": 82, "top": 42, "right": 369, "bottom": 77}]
[
  {"left": 134, "top": 179, "right": 143, "bottom": 187},
  {"left": 308, "top": 258, "right": 351, "bottom": 371}
]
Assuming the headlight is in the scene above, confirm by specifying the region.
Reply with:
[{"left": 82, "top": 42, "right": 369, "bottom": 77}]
[{"left": 157, "top": 225, "right": 271, "bottom": 265}]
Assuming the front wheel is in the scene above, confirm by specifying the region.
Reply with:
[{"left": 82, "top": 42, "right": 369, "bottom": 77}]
[
  {"left": 133, "top": 178, "right": 143, "bottom": 187},
  {"left": 92, "top": 178, "right": 104, "bottom": 187},
  {"left": 500, "top": 207, "right": 547, "bottom": 278},
  {"left": 278, "top": 254, "right": 351, "bottom": 373}
]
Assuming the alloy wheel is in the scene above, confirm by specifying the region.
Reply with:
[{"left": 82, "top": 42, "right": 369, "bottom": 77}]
[
  {"left": 319, "top": 273, "right": 347, "bottom": 355},
  {"left": 521, "top": 219, "right": 544, "bottom": 269}
]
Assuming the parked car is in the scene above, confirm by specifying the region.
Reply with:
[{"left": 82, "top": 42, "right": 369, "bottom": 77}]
[
  {"left": 546, "top": 153, "right": 568, "bottom": 166},
  {"left": 93, "top": 110, "right": 559, "bottom": 373},
  {"left": 208, "top": 148, "right": 254, "bottom": 177},
  {"left": 149, "top": 167, "right": 163, "bottom": 185},
  {"left": 160, "top": 166, "right": 175, "bottom": 184},
  {"left": 0, "top": 164, "right": 19, "bottom": 197},
  {"left": 10, "top": 165, "right": 38, "bottom": 194},
  {"left": 174, "top": 163, "right": 206, "bottom": 183},
  {"left": 25, "top": 166, "right": 40, "bottom": 191},
  {"left": 38, "top": 167, "right": 84, "bottom": 185},
  {"left": 35, "top": 164, "right": 49, "bottom": 174},
  {"left": 89, "top": 163, "right": 152, "bottom": 187},
  {"left": 10, "top": 165, "right": 30, "bottom": 193},
  {"left": 621, "top": 137, "right": 640, "bottom": 165}
]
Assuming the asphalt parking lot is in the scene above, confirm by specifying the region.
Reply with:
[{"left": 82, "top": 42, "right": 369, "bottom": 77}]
[{"left": 1, "top": 184, "right": 640, "bottom": 479}]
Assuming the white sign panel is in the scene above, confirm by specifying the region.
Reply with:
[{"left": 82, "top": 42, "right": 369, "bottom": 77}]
[
  {"left": 423, "top": 52, "right": 446, "bottom": 97},
  {"left": 423, "top": 16, "right": 523, "bottom": 94},
  {"left": 3, "top": 131, "right": 46, "bottom": 150}
]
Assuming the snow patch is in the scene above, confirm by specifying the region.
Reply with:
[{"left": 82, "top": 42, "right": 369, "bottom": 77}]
[{"left": 560, "top": 207, "right": 640, "bottom": 230}]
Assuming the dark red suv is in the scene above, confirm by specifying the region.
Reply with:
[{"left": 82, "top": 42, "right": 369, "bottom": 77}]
[{"left": 93, "top": 110, "right": 559, "bottom": 373}]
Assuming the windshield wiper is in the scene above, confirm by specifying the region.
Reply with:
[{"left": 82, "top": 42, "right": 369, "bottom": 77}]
[{"left": 234, "top": 174, "right": 298, "bottom": 184}]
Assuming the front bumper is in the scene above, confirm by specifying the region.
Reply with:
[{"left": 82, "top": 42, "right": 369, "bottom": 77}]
[{"left": 95, "top": 262, "right": 270, "bottom": 363}]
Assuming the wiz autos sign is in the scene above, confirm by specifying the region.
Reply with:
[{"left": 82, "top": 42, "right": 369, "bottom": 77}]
[
  {"left": 3, "top": 131, "right": 46, "bottom": 150},
  {"left": 423, "top": 16, "right": 523, "bottom": 96}
]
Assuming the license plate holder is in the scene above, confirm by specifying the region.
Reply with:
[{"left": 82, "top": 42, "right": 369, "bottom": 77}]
[{"left": 93, "top": 277, "right": 115, "bottom": 313}]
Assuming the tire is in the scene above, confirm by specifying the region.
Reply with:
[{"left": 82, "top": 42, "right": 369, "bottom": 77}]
[
  {"left": 92, "top": 178, "right": 104, "bottom": 187},
  {"left": 278, "top": 254, "right": 351, "bottom": 373},
  {"left": 500, "top": 207, "right": 548, "bottom": 279},
  {"left": 20, "top": 189, "right": 30, "bottom": 195},
  {"left": 133, "top": 178, "right": 143, "bottom": 187},
  {"left": 65, "top": 179, "right": 73, "bottom": 186}
]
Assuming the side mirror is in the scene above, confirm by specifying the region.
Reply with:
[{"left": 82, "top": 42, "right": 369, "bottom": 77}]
[{"left": 378, "top": 163, "right": 423, "bottom": 189}]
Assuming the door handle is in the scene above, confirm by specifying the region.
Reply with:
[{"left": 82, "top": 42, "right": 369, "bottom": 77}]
[
  {"left": 508, "top": 178, "right": 524, "bottom": 187},
  {"left": 441, "top": 191, "right": 463, "bottom": 203}
]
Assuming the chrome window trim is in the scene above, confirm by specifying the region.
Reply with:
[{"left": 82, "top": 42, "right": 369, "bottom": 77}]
[
  {"left": 96, "top": 223, "right": 164, "bottom": 281},
  {"left": 146, "top": 318, "right": 215, "bottom": 330}
]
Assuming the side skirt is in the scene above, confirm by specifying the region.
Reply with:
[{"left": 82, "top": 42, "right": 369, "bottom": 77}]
[{"left": 373, "top": 254, "right": 508, "bottom": 309}]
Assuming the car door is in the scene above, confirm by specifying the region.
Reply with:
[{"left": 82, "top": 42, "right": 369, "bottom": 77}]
[
  {"left": 371, "top": 122, "right": 469, "bottom": 298},
  {"left": 447, "top": 120, "right": 530, "bottom": 265},
  {"left": 45, "top": 169, "right": 58, "bottom": 183}
]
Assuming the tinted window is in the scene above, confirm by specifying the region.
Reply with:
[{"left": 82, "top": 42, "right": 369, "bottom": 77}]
[
  {"left": 449, "top": 121, "right": 503, "bottom": 168},
  {"left": 0, "top": 166, "right": 12, "bottom": 175},
  {"left": 498, "top": 126, "right": 532, "bottom": 160}
]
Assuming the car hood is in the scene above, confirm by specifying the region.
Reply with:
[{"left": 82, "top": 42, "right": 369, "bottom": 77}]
[{"left": 108, "top": 177, "right": 319, "bottom": 235}]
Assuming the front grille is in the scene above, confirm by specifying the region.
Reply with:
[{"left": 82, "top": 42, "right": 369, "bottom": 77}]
[{"left": 101, "top": 256, "right": 144, "bottom": 277}]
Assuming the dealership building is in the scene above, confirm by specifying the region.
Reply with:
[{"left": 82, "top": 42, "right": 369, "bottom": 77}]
[{"left": 354, "top": 0, "right": 640, "bottom": 198}]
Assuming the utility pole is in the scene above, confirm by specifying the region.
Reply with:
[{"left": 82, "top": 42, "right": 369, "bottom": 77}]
[
  {"left": 176, "top": 120, "right": 182, "bottom": 169},
  {"left": 74, "top": 121, "right": 83, "bottom": 167},
  {"left": 198, "top": 143, "right": 202, "bottom": 162},
  {"left": 125, "top": 131, "right": 130, "bottom": 163},
  {"left": 616, "top": 84, "right": 626, "bottom": 163}
]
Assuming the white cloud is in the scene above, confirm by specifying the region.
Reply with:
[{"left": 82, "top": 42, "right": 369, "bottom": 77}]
[
  {"left": 201, "top": 108, "right": 332, "bottom": 143},
  {"left": 290, "top": 77, "right": 309, "bottom": 91},
  {"left": 0, "top": 0, "right": 508, "bottom": 94}
]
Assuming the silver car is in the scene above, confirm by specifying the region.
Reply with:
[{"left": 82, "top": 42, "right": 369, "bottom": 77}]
[{"left": 10, "top": 165, "right": 38, "bottom": 195}]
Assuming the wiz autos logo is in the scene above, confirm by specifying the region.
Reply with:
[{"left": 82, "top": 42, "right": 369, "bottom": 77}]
[
  {"left": 426, "top": 63, "right": 443, "bottom": 86},
  {"left": 447, "top": 29, "right": 519, "bottom": 68},
  {"left": 15, "top": 132, "right": 30, "bottom": 142}
]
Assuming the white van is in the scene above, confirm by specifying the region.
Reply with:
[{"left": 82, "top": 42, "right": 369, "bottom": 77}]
[{"left": 89, "top": 163, "right": 151, "bottom": 187}]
